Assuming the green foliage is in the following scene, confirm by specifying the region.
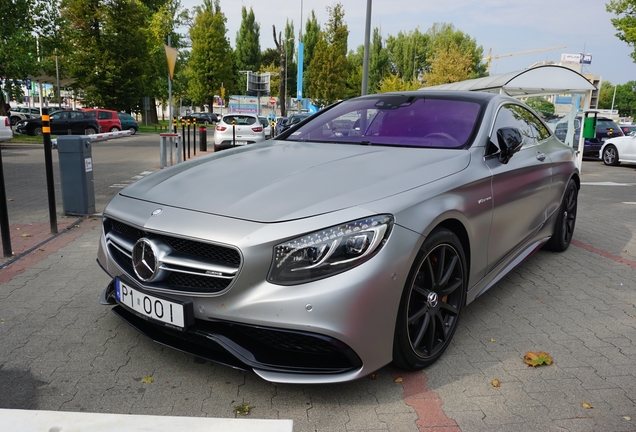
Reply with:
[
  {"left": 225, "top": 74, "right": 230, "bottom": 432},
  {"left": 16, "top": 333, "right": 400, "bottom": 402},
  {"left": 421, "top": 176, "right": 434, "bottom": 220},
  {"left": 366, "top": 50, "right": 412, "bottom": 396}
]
[
  {"left": 607, "top": 0, "right": 636, "bottom": 62},
  {"left": 599, "top": 80, "right": 636, "bottom": 117},
  {"left": 61, "top": 0, "right": 154, "bottom": 110},
  {"left": 378, "top": 74, "right": 420, "bottom": 93},
  {"left": 525, "top": 97, "right": 555, "bottom": 118},
  {"left": 234, "top": 6, "right": 261, "bottom": 94},
  {"left": 385, "top": 28, "right": 430, "bottom": 82},
  {"left": 307, "top": 2, "right": 348, "bottom": 105},
  {"left": 302, "top": 10, "right": 320, "bottom": 97},
  {"left": 188, "top": 0, "right": 235, "bottom": 107},
  {"left": 0, "top": 0, "right": 63, "bottom": 113},
  {"left": 426, "top": 23, "right": 486, "bottom": 79}
]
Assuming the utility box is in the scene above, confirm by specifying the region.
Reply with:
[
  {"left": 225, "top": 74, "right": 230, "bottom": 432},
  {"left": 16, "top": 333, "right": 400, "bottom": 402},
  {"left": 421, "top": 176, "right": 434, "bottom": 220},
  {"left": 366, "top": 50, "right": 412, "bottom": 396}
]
[{"left": 57, "top": 135, "right": 95, "bottom": 215}]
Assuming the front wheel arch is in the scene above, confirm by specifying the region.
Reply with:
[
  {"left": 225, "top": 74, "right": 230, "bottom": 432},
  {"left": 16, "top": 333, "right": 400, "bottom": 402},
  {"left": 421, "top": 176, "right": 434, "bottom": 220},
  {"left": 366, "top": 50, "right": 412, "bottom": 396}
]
[{"left": 393, "top": 227, "right": 468, "bottom": 370}]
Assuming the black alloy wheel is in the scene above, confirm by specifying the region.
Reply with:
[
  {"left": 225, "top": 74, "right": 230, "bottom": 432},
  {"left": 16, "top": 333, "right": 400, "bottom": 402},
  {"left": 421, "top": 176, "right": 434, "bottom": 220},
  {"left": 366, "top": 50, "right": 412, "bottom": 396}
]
[
  {"left": 393, "top": 228, "right": 466, "bottom": 370},
  {"left": 33, "top": 126, "right": 43, "bottom": 136},
  {"left": 544, "top": 179, "right": 578, "bottom": 252}
]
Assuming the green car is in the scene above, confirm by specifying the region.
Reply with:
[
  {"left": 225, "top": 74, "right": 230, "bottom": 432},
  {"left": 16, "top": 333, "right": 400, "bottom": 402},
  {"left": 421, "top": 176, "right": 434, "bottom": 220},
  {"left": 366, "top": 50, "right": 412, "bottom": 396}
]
[{"left": 117, "top": 112, "right": 139, "bottom": 135}]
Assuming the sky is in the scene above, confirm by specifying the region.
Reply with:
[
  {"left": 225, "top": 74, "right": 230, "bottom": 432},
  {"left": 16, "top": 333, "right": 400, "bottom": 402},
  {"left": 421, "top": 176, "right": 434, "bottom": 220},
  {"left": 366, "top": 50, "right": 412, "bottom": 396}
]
[{"left": 179, "top": 0, "right": 636, "bottom": 86}]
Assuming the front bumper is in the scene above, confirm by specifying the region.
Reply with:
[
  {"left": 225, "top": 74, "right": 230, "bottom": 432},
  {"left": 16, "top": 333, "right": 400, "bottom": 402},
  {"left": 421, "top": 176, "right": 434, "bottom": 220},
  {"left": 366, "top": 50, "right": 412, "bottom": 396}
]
[
  {"left": 101, "top": 278, "right": 362, "bottom": 376},
  {"left": 96, "top": 196, "right": 419, "bottom": 383}
]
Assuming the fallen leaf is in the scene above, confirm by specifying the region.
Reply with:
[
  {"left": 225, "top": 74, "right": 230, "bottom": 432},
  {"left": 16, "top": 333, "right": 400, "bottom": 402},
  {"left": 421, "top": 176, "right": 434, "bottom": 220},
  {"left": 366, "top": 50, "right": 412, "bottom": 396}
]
[
  {"left": 233, "top": 404, "right": 252, "bottom": 415},
  {"left": 20, "top": 234, "right": 32, "bottom": 237},
  {"left": 15, "top": 227, "right": 20, "bottom": 230},
  {"left": 491, "top": 378, "right": 500, "bottom": 387},
  {"left": 489, "top": 338, "right": 496, "bottom": 343},
  {"left": 7, "top": 199, "right": 13, "bottom": 202},
  {"left": 368, "top": 373, "right": 378, "bottom": 380},
  {"left": 523, "top": 351, "right": 553, "bottom": 367},
  {"left": 623, "top": 250, "right": 628, "bottom": 253},
  {"left": 623, "top": 416, "right": 631, "bottom": 421},
  {"left": 394, "top": 377, "right": 403, "bottom": 383},
  {"left": 581, "top": 402, "right": 593, "bottom": 409},
  {"left": 38, "top": 248, "right": 45, "bottom": 251},
  {"left": 141, "top": 375, "right": 154, "bottom": 383}
]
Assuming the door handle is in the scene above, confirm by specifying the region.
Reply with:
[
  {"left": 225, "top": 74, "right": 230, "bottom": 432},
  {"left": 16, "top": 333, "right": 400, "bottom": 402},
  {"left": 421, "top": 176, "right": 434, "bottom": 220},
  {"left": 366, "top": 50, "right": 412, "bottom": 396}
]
[{"left": 536, "top": 152, "right": 546, "bottom": 161}]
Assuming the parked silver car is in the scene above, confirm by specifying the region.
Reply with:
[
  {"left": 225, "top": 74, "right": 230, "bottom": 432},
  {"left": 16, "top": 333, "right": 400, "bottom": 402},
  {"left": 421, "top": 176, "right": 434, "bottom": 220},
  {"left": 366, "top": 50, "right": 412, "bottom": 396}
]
[
  {"left": 213, "top": 113, "right": 265, "bottom": 151},
  {"left": 97, "top": 91, "right": 579, "bottom": 384}
]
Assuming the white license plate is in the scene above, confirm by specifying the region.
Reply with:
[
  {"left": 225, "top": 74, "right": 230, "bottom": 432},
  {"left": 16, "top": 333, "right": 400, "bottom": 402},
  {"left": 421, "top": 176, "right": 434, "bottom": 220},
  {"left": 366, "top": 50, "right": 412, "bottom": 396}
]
[
  {"left": 234, "top": 140, "right": 247, "bottom": 145},
  {"left": 116, "top": 279, "right": 186, "bottom": 329}
]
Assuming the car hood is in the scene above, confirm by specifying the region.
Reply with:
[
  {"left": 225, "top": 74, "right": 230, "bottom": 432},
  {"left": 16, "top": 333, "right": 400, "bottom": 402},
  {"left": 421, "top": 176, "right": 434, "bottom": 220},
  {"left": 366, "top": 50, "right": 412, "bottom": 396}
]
[{"left": 119, "top": 141, "right": 470, "bottom": 223}]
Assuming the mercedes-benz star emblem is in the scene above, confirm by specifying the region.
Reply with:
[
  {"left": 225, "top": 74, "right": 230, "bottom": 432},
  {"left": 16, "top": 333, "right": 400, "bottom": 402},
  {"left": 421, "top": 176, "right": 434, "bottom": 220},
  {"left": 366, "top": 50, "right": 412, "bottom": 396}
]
[
  {"left": 132, "top": 238, "right": 159, "bottom": 281},
  {"left": 151, "top": 208, "right": 163, "bottom": 216},
  {"left": 426, "top": 291, "right": 439, "bottom": 308}
]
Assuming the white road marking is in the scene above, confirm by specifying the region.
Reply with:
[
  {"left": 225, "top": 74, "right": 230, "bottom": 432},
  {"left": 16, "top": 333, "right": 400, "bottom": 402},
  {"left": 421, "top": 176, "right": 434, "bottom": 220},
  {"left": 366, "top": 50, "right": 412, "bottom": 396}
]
[
  {"left": 581, "top": 182, "right": 635, "bottom": 186},
  {"left": 109, "top": 171, "right": 154, "bottom": 188}
]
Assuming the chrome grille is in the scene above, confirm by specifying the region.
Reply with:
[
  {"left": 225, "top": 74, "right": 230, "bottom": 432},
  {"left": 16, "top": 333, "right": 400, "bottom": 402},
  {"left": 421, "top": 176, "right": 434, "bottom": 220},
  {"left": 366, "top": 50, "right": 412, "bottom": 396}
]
[{"left": 105, "top": 218, "right": 241, "bottom": 295}]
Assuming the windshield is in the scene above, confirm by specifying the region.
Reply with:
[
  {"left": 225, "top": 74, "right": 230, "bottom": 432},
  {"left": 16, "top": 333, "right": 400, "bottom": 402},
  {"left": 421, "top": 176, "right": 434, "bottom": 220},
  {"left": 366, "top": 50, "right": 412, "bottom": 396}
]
[{"left": 284, "top": 95, "right": 482, "bottom": 149}]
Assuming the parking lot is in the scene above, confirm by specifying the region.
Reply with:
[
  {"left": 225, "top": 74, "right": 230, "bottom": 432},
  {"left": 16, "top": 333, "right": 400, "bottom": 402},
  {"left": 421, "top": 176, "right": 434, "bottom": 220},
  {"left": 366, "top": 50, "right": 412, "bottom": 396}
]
[{"left": 0, "top": 133, "right": 634, "bottom": 431}]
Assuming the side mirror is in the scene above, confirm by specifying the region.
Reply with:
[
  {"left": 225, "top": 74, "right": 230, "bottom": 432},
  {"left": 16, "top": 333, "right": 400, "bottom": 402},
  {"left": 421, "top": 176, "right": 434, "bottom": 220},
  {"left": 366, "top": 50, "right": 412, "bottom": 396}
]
[{"left": 497, "top": 127, "right": 523, "bottom": 164}]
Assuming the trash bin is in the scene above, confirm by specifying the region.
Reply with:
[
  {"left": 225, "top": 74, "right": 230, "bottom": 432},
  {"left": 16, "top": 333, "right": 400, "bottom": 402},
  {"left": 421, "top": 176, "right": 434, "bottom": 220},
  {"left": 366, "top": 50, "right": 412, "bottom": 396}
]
[{"left": 57, "top": 135, "right": 95, "bottom": 215}]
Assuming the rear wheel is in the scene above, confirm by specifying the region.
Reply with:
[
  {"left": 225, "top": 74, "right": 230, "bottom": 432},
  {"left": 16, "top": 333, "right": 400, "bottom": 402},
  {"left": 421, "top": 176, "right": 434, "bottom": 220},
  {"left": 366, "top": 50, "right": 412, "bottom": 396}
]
[
  {"left": 85, "top": 127, "right": 97, "bottom": 135},
  {"left": 129, "top": 127, "right": 137, "bottom": 135},
  {"left": 33, "top": 126, "right": 43, "bottom": 136},
  {"left": 544, "top": 179, "right": 578, "bottom": 252},
  {"left": 602, "top": 145, "right": 620, "bottom": 166},
  {"left": 10, "top": 116, "right": 19, "bottom": 126},
  {"left": 109, "top": 126, "right": 121, "bottom": 132},
  {"left": 393, "top": 228, "right": 467, "bottom": 370}
]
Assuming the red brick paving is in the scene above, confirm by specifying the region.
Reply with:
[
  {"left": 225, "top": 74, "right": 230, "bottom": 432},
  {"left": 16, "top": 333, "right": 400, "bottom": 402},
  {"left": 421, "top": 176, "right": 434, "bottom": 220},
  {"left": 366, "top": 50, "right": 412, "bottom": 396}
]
[{"left": 0, "top": 217, "right": 101, "bottom": 284}]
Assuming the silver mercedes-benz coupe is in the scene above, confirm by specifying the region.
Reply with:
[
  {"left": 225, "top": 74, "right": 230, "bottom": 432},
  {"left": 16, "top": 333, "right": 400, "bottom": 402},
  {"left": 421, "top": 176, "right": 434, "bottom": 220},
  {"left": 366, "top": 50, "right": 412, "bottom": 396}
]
[{"left": 97, "top": 91, "right": 579, "bottom": 384}]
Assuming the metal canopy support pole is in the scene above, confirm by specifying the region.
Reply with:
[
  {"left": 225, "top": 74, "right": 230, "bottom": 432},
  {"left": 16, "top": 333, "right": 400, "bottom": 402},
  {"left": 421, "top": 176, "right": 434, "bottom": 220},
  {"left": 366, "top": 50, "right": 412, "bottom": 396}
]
[{"left": 361, "top": 0, "right": 372, "bottom": 96}]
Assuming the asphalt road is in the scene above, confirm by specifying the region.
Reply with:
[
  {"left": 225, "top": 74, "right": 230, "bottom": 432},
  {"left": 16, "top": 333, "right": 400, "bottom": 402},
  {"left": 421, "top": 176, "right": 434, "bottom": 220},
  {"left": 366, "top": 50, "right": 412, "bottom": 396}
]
[{"left": 0, "top": 135, "right": 634, "bottom": 431}]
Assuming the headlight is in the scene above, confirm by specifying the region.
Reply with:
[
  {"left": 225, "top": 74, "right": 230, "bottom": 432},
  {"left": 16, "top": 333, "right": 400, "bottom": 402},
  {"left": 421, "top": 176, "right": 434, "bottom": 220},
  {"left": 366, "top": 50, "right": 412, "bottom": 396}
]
[{"left": 268, "top": 215, "right": 394, "bottom": 285}]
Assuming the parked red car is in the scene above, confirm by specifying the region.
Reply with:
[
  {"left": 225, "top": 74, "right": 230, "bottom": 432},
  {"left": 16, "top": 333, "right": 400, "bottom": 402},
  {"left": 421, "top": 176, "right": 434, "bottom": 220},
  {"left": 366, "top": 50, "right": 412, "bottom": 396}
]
[{"left": 83, "top": 108, "right": 122, "bottom": 132}]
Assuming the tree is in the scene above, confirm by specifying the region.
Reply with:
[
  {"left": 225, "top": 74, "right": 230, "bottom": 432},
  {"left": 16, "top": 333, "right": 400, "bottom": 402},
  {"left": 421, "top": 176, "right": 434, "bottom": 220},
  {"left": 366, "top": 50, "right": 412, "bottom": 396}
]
[
  {"left": 607, "top": 1, "right": 636, "bottom": 62},
  {"left": 307, "top": 2, "right": 349, "bottom": 105},
  {"left": 426, "top": 23, "right": 486, "bottom": 79},
  {"left": 422, "top": 46, "right": 474, "bottom": 86},
  {"left": 385, "top": 28, "right": 429, "bottom": 82},
  {"left": 187, "top": 0, "right": 235, "bottom": 108},
  {"left": 234, "top": 6, "right": 261, "bottom": 95},
  {"left": 61, "top": 0, "right": 154, "bottom": 110},
  {"left": 145, "top": 0, "right": 189, "bottom": 122},
  {"left": 525, "top": 97, "right": 555, "bottom": 118},
  {"left": 378, "top": 73, "right": 420, "bottom": 93},
  {"left": 301, "top": 10, "right": 320, "bottom": 98},
  {"left": 0, "top": 0, "right": 62, "bottom": 114}
]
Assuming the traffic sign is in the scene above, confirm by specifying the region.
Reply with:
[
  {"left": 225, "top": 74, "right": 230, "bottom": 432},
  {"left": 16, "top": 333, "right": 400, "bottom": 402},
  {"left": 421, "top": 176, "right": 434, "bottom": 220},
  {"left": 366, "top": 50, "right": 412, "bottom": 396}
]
[{"left": 269, "top": 97, "right": 276, "bottom": 105}]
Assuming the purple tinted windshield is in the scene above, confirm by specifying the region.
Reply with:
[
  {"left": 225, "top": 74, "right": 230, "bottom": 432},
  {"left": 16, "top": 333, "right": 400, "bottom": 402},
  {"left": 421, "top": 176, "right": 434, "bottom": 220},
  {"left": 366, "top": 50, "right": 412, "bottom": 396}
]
[{"left": 286, "top": 95, "right": 483, "bottom": 148}]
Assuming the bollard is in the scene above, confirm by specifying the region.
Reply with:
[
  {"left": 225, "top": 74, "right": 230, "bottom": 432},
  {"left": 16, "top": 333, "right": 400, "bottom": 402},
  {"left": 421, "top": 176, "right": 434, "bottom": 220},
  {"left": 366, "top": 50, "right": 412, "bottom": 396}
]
[
  {"left": 199, "top": 127, "right": 207, "bottom": 151},
  {"left": 192, "top": 118, "right": 197, "bottom": 156},
  {"left": 232, "top": 119, "right": 236, "bottom": 147},
  {"left": 173, "top": 116, "right": 177, "bottom": 133}
]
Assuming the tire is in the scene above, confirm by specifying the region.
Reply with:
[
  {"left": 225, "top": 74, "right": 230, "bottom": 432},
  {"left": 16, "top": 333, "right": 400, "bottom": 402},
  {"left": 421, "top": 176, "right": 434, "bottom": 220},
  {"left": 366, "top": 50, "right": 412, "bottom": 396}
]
[
  {"left": 393, "top": 228, "right": 467, "bottom": 370},
  {"left": 544, "top": 179, "right": 578, "bottom": 252},
  {"left": 602, "top": 145, "right": 620, "bottom": 166},
  {"left": 109, "top": 126, "right": 121, "bottom": 132},
  {"left": 129, "top": 127, "right": 137, "bottom": 135},
  {"left": 85, "top": 127, "right": 97, "bottom": 135},
  {"left": 33, "top": 126, "right": 43, "bottom": 136},
  {"left": 10, "top": 116, "right": 19, "bottom": 126}
]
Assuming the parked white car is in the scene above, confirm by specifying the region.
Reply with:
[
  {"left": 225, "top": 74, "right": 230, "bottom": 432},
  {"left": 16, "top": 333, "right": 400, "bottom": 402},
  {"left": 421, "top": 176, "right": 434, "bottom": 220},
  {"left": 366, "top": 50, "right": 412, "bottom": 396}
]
[
  {"left": 214, "top": 113, "right": 265, "bottom": 152},
  {"left": 600, "top": 131, "right": 636, "bottom": 166},
  {"left": 0, "top": 116, "right": 13, "bottom": 142},
  {"left": 259, "top": 116, "right": 273, "bottom": 139}
]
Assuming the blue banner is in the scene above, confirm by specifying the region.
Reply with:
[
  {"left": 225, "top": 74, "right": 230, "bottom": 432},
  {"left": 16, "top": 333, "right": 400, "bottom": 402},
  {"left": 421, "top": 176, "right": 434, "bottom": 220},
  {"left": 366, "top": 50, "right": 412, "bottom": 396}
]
[{"left": 297, "top": 42, "right": 304, "bottom": 101}]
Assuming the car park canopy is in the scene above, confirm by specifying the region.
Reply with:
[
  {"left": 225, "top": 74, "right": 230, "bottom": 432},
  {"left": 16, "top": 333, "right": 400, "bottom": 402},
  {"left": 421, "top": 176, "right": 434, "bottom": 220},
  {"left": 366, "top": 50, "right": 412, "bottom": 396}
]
[{"left": 421, "top": 65, "right": 596, "bottom": 98}]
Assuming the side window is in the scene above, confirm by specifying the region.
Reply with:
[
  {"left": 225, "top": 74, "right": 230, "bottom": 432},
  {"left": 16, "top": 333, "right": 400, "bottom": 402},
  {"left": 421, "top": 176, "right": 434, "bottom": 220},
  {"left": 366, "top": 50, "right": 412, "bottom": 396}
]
[
  {"left": 492, "top": 104, "right": 539, "bottom": 150},
  {"left": 98, "top": 111, "right": 112, "bottom": 119}
]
